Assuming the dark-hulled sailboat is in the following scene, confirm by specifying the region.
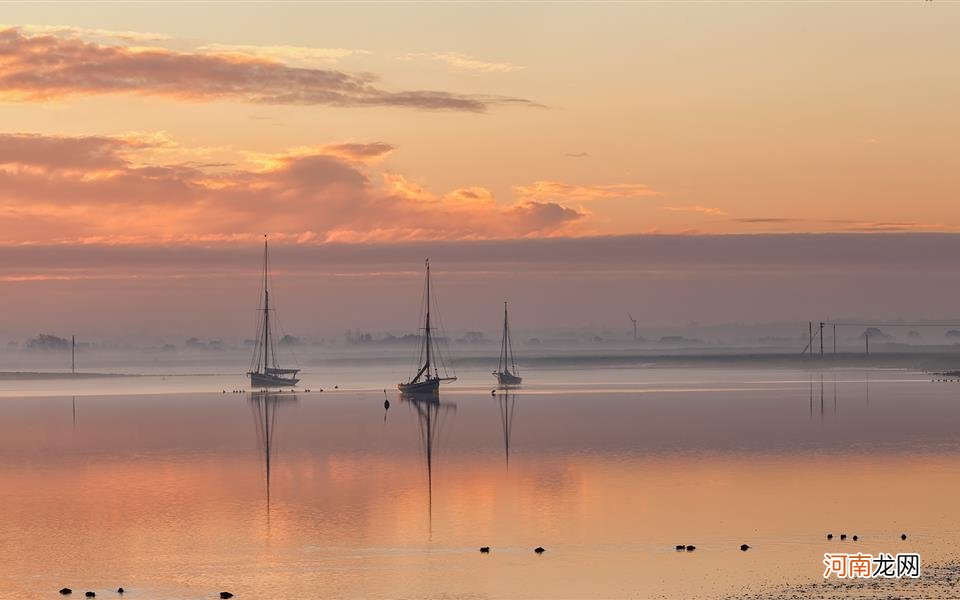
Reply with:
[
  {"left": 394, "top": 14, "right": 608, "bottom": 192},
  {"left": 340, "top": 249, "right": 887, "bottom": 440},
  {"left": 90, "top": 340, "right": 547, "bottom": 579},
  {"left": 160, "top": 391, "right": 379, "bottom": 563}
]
[
  {"left": 493, "top": 301, "right": 522, "bottom": 385},
  {"left": 248, "top": 236, "right": 300, "bottom": 388},
  {"left": 398, "top": 259, "right": 456, "bottom": 395}
]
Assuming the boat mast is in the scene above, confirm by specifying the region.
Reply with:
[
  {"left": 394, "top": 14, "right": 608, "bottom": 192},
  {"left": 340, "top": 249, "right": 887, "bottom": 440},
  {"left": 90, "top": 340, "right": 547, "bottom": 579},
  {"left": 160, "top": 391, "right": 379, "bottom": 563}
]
[
  {"left": 262, "top": 235, "right": 270, "bottom": 373},
  {"left": 503, "top": 302, "right": 517, "bottom": 375},
  {"left": 499, "top": 302, "right": 508, "bottom": 373},
  {"left": 424, "top": 259, "right": 432, "bottom": 380}
]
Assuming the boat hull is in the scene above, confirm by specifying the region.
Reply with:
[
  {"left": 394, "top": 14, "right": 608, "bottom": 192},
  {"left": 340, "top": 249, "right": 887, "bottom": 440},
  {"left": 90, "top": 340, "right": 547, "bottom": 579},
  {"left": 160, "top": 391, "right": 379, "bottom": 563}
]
[
  {"left": 249, "top": 372, "right": 300, "bottom": 388},
  {"left": 494, "top": 371, "right": 522, "bottom": 386},
  {"left": 398, "top": 378, "right": 440, "bottom": 396}
]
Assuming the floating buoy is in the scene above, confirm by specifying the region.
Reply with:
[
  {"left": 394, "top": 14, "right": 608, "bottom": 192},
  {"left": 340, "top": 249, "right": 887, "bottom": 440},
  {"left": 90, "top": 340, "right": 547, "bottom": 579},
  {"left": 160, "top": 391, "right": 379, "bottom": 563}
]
[
  {"left": 852, "top": 535, "right": 859, "bottom": 541},
  {"left": 117, "top": 588, "right": 124, "bottom": 595},
  {"left": 840, "top": 534, "right": 847, "bottom": 540},
  {"left": 85, "top": 593, "right": 95, "bottom": 599},
  {"left": 740, "top": 544, "right": 750, "bottom": 551},
  {"left": 901, "top": 533, "right": 907, "bottom": 540},
  {"left": 675, "top": 544, "right": 685, "bottom": 551},
  {"left": 534, "top": 546, "right": 545, "bottom": 554},
  {"left": 59, "top": 589, "right": 72, "bottom": 596},
  {"left": 480, "top": 547, "right": 490, "bottom": 553},
  {"left": 685, "top": 545, "right": 696, "bottom": 552},
  {"left": 220, "top": 593, "right": 234, "bottom": 599},
  {"left": 827, "top": 533, "right": 833, "bottom": 540}
]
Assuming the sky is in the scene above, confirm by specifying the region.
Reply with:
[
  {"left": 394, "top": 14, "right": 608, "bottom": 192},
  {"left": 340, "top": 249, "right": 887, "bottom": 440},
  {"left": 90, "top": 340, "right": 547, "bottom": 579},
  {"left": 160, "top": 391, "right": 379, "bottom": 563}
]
[{"left": 0, "top": 2, "right": 958, "bottom": 339}]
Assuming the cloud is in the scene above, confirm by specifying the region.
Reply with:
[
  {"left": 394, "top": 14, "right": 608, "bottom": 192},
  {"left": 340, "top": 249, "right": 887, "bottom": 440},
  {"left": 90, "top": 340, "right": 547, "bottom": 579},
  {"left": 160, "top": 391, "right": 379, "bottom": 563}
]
[
  {"left": 398, "top": 52, "right": 522, "bottom": 73},
  {"left": 514, "top": 181, "right": 660, "bottom": 203},
  {"left": 663, "top": 205, "right": 728, "bottom": 216},
  {"left": 0, "top": 132, "right": 586, "bottom": 245},
  {"left": 5, "top": 24, "right": 171, "bottom": 43},
  {"left": 318, "top": 142, "right": 394, "bottom": 163},
  {"left": 0, "top": 27, "right": 533, "bottom": 112},
  {"left": 0, "top": 133, "right": 149, "bottom": 169},
  {"left": 198, "top": 43, "right": 371, "bottom": 67},
  {"left": 840, "top": 221, "right": 944, "bottom": 232},
  {"left": 733, "top": 217, "right": 805, "bottom": 224}
]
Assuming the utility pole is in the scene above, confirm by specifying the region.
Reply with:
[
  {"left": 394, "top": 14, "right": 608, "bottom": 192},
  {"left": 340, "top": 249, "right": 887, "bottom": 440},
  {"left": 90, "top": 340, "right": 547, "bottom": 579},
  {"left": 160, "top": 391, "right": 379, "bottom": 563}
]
[
  {"left": 819, "top": 322, "right": 824, "bottom": 356},
  {"left": 71, "top": 335, "right": 75, "bottom": 374},
  {"left": 833, "top": 324, "right": 837, "bottom": 354},
  {"left": 865, "top": 332, "right": 870, "bottom": 356},
  {"left": 808, "top": 322, "right": 813, "bottom": 355}
]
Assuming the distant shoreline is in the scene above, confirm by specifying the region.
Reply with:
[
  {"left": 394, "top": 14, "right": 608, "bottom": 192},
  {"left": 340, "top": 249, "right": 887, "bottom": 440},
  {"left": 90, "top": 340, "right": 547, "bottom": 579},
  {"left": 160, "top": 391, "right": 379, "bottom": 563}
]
[
  {"left": 0, "top": 372, "right": 139, "bottom": 380},
  {"left": 309, "top": 350, "right": 960, "bottom": 372}
]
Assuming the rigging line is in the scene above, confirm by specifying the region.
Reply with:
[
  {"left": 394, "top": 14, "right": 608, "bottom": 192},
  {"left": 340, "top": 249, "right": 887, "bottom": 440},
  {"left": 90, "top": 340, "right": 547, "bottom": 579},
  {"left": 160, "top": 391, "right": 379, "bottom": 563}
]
[
  {"left": 249, "top": 244, "right": 268, "bottom": 373},
  {"left": 429, "top": 268, "right": 454, "bottom": 379},
  {"left": 800, "top": 325, "right": 822, "bottom": 355},
  {"left": 261, "top": 241, "right": 298, "bottom": 371},
  {"left": 271, "top": 307, "right": 300, "bottom": 370},
  {"left": 408, "top": 266, "right": 428, "bottom": 381}
]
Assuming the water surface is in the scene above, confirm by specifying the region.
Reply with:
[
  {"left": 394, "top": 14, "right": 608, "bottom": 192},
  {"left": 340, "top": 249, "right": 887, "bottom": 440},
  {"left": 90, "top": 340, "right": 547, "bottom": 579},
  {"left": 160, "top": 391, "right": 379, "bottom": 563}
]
[{"left": 0, "top": 367, "right": 956, "bottom": 599}]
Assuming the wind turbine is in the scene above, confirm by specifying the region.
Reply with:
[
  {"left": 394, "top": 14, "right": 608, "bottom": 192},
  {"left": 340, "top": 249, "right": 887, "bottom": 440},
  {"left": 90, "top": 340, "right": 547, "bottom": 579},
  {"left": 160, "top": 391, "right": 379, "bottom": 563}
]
[{"left": 628, "top": 314, "right": 638, "bottom": 341}]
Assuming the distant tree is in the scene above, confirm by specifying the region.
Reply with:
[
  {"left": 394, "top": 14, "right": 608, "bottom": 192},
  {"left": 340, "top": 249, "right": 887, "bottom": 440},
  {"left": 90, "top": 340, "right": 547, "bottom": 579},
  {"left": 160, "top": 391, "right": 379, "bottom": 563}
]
[
  {"left": 25, "top": 334, "right": 70, "bottom": 351},
  {"left": 860, "top": 327, "right": 892, "bottom": 340},
  {"left": 279, "top": 334, "right": 301, "bottom": 346},
  {"left": 461, "top": 331, "right": 485, "bottom": 344},
  {"left": 907, "top": 330, "right": 921, "bottom": 338},
  {"left": 185, "top": 337, "right": 205, "bottom": 349},
  {"left": 946, "top": 330, "right": 960, "bottom": 339}
]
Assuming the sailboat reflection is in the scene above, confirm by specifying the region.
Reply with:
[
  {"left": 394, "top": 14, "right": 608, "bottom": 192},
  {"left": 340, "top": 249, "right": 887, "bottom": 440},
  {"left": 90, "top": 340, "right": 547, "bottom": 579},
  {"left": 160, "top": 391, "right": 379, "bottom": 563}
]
[
  {"left": 249, "top": 391, "right": 298, "bottom": 515},
  {"left": 496, "top": 391, "right": 517, "bottom": 467},
  {"left": 403, "top": 395, "right": 456, "bottom": 524}
]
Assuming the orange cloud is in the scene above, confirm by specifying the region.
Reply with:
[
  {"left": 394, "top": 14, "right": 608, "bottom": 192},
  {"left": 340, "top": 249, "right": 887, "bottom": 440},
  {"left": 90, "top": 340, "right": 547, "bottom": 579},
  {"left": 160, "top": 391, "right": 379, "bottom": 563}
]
[
  {"left": 397, "top": 52, "right": 523, "bottom": 73},
  {"left": 0, "top": 27, "right": 533, "bottom": 112},
  {"left": 513, "top": 180, "right": 660, "bottom": 203},
  {"left": 0, "top": 132, "right": 586, "bottom": 244},
  {"left": 662, "top": 205, "right": 728, "bottom": 216}
]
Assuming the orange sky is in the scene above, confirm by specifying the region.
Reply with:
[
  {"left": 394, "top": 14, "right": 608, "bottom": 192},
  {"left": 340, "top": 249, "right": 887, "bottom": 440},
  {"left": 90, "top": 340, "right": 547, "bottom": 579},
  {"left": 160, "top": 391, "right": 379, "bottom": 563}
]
[
  {"left": 0, "top": 3, "right": 957, "bottom": 246},
  {"left": 0, "top": 4, "right": 959, "bottom": 335}
]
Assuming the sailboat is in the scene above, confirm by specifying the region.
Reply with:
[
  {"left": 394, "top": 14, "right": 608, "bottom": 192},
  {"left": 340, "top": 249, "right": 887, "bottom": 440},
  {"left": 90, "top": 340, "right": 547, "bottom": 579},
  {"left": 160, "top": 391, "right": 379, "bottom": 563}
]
[
  {"left": 493, "top": 301, "right": 522, "bottom": 385},
  {"left": 248, "top": 236, "right": 300, "bottom": 388},
  {"left": 398, "top": 259, "right": 457, "bottom": 395}
]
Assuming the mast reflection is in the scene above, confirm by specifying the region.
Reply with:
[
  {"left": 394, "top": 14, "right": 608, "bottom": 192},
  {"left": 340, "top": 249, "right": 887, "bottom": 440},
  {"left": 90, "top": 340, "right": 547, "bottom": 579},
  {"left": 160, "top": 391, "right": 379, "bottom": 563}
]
[
  {"left": 249, "top": 391, "right": 298, "bottom": 516},
  {"left": 403, "top": 394, "right": 456, "bottom": 526},
  {"left": 496, "top": 390, "right": 517, "bottom": 467}
]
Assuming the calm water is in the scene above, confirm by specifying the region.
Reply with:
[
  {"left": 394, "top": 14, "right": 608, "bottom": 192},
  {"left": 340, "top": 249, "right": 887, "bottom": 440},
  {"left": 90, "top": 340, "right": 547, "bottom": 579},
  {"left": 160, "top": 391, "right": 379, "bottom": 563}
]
[{"left": 0, "top": 367, "right": 957, "bottom": 599}]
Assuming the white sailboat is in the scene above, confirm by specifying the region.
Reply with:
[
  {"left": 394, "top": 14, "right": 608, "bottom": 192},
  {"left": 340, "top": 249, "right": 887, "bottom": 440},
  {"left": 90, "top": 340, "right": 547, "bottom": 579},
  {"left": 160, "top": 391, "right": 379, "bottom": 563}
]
[
  {"left": 398, "top": 259, "right": 456, "bottom": 395},
  {"left": 493, "top": 301, "right": 522, "bottom": 385},
  {"left": 248, "top": 236, "right": 300, "bottom": 388}
]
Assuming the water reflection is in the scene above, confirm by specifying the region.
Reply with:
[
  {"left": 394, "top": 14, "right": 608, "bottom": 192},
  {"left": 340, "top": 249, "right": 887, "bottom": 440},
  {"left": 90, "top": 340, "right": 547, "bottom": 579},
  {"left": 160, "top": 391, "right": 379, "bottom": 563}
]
[
  {"left": 403, "top": 394, "right": 456, "bottom": 527},
  {"left": 496, "top": 391, "right": 517, "bottom": 467},
  {"left": 249, "top": 391, "right": 298, "bottom": 516},
  {"left": 809, "top": 373, "right": 840, "bottom": 420}
]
